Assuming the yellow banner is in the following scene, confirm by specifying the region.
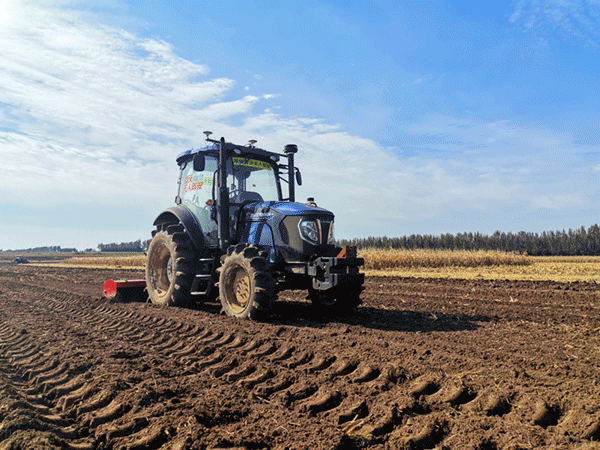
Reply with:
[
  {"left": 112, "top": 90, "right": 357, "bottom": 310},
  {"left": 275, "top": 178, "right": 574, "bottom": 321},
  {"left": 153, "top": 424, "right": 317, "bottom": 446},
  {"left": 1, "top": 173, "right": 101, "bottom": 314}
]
[{"left": 233, "top": 157, "right": 272, "bottom": 171}]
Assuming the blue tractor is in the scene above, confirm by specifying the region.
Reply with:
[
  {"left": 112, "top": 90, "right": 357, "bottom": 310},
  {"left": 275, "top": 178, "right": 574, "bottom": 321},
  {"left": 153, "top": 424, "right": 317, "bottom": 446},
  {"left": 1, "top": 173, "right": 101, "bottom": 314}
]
[{"left": 144, "top": 132, "right": 364, "bottom": 320}]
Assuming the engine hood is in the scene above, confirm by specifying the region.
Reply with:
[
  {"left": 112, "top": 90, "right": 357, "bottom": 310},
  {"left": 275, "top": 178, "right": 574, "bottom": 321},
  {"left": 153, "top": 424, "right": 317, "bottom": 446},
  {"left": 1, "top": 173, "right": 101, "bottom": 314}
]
[{"left": 242, "top": 201, "right": 334, "bottom": 220}]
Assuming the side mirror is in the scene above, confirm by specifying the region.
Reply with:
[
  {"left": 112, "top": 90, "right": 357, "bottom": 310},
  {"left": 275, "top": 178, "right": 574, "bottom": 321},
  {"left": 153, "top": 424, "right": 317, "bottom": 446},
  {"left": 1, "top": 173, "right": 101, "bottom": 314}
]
[
  {"left": 295, "top": 168, "right": 302, "bottom": 186},
  {"left": 193, "top": 153, "right": 205, "bottom": 172}
]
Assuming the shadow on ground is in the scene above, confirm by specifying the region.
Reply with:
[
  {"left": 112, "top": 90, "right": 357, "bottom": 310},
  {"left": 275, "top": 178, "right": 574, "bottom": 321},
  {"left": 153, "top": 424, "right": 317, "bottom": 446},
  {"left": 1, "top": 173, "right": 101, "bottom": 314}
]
[
  {"left": 268, "top": 300, "right": 490, "bottom": 333},
  {"left": 115, "top": 291, "right": 489, "bottom": 334}
]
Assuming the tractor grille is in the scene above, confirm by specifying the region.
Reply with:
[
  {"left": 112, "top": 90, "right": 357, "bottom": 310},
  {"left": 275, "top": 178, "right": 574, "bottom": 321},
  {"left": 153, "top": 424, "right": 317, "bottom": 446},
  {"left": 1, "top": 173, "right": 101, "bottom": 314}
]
[
  {"left": 279, "top": 214, "right": 335, "bottom": 261},
  {"left": 318, "top": 220, "right": 332, "bottom": 245}
]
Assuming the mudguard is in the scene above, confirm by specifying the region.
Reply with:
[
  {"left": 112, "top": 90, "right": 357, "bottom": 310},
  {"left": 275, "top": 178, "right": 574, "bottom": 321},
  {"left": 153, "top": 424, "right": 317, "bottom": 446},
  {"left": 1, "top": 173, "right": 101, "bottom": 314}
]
[{"left": 153, "top": 205, "right": 205, "bottom": 251}]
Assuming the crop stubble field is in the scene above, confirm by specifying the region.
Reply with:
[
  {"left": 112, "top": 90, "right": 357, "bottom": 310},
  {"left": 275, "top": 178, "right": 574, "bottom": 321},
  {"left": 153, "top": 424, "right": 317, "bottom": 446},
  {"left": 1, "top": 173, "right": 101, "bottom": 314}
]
[
  {"left": 0, "top": 252, "right": 599, "bottom": 449},
  {"left": 32, "top": 249, "right": 600, "bottom": 283}
]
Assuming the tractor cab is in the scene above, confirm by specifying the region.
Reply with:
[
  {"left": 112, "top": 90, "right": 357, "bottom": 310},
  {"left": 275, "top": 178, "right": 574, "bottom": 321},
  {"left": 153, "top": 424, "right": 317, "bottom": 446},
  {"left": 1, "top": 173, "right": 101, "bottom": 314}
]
[
  {"left": 174, "top": 137, "right": 292, "bottom": 248},
  {"left": 175, "top": 150, "right": 283, "bottom": 247}
]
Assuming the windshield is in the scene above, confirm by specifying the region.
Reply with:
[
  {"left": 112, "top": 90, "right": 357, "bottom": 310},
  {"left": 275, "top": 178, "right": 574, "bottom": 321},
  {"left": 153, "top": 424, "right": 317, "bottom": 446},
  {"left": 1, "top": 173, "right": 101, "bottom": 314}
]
[{"left": 227, "top": 157, "right": 280, "bottom": 203}]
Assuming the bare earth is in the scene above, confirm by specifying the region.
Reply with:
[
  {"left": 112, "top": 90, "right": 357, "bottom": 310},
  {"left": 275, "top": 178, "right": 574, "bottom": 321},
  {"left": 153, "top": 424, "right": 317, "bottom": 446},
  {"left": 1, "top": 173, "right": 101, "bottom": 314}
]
[{"left": 1, "top": 264, "right": 599, "bottom": 450}]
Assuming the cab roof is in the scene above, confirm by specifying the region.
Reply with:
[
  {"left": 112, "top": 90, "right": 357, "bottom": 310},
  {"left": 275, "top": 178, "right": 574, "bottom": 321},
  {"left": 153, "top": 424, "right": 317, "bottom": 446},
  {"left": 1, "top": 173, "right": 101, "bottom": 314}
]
[{"left": 176, "top": 141, "right": 281, "bottom": 166}]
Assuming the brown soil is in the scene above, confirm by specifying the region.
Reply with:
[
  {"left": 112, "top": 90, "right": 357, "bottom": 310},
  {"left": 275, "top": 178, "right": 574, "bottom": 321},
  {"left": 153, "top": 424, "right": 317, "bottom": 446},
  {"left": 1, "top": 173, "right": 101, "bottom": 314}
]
[{"left": 1, "top": 264, "right": 599, "bottom": 450}]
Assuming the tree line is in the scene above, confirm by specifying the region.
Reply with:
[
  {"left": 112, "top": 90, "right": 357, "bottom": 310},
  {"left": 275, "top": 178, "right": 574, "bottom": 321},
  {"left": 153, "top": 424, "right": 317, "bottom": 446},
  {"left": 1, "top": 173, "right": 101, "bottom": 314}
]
[
  {"left": 10, "top": 224, "right": 600, "bottom": 256},
  {"left": 97, "top": 239, "right": 148, "bottom": 253},
  {"left": 1, "top": 245, "right": 79, "bottom": 253},
  {"left": 339, "top": 224, "right": 600, "bottom": 256},
  {"left": 5, "top": 241, "right": 149, "bottom": 253}
]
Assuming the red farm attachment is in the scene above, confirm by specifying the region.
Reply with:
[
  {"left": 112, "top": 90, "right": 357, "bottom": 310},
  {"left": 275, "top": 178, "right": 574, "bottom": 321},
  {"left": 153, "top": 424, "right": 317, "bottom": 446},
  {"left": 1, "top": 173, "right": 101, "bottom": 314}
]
[{"left": 103, "top": 279, "right": 147, "bottom": 302}]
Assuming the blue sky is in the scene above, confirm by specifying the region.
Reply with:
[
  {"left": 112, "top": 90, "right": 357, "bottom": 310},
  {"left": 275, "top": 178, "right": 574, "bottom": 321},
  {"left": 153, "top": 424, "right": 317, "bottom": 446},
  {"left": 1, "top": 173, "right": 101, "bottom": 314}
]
[{"left": 2, "top": 0, "right": 600, "bottom": 250}]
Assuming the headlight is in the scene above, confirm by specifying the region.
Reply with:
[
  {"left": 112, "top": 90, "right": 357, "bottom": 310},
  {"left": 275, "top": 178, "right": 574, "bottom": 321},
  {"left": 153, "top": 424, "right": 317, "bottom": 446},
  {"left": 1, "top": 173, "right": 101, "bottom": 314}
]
[
  {"left": 299, "top": 220, "right": 319, "bottom": 245},
  {"left": 328, "top": 221, "right": 335, "bottom": 245}
]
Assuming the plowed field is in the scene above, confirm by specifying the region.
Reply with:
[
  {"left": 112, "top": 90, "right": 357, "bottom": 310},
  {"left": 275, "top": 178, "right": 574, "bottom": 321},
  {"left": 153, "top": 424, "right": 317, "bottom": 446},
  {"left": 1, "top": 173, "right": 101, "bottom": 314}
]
[{"left": 1, "top": 264, "right": 599, "bottom": 449}]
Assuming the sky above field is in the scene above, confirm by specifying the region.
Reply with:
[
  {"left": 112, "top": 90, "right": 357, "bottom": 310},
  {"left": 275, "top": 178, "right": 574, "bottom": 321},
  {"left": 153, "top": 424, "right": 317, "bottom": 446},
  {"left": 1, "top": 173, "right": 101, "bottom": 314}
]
[{"left": 2, "top": 0, "right": 600, "bottom": 250}]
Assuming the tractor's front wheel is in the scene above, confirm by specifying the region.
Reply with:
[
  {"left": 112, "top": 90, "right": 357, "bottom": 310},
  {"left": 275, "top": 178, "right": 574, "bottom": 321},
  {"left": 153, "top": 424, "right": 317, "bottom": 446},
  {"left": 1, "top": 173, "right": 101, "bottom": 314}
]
[
  {"left": 145, "top": 223, "right": 195, "bottom": 307},
  {"left": 218, "top": 245, "right": 274, "bottom": 320}
]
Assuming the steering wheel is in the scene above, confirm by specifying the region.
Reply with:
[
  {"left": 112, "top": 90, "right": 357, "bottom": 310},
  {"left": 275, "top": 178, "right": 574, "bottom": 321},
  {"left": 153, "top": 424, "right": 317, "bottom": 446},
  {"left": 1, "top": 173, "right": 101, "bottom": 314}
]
[{"left": 229, "top": 188, "right": 243, "bottom": 201}]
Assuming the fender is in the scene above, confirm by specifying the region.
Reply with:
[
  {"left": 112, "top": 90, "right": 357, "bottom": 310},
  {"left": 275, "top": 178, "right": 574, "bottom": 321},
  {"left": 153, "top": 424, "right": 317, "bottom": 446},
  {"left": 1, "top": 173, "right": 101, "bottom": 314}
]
[{"left": 153, "top": 205, "right": 205, "bottom": 251}]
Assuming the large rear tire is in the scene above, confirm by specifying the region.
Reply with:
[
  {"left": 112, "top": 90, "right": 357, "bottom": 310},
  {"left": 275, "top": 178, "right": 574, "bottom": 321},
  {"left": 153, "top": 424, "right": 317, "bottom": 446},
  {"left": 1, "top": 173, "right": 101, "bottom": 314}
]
[
  {"left": 145, "top": 223, "right": 195, "bottom": 307},
  {"left": 218, "top": 245, "right": 274, "bottom": 320}
]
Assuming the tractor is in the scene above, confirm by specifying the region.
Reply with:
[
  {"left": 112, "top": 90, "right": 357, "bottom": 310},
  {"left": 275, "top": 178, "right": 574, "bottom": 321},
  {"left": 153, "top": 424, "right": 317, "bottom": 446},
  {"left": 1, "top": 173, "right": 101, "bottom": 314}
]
[{"left": 144, "top": 132, "right": 364, "bottom": 319}]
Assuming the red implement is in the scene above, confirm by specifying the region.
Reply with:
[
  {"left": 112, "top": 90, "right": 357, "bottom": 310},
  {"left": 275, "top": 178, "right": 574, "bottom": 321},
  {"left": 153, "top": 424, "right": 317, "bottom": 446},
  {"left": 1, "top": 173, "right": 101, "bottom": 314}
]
[{"left": 103, "top": 279, "right": 147, "bottom": 302}]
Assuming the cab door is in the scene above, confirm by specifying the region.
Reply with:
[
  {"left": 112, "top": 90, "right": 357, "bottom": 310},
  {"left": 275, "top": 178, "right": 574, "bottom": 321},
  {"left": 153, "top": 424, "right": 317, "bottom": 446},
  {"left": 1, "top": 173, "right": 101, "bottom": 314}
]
[{"left": 178, "top": 156, "right": 218, "bottom": 246}]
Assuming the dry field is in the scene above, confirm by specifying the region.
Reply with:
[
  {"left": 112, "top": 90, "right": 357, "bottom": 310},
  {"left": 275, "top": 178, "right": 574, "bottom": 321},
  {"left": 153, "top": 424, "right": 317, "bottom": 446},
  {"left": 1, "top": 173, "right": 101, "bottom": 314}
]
[
  {"left": 360, "top": 248, "right": 531, "bottom": 269},
  {"left": 0, "top": 252, "right": 146, "bottom": 270},
  {"left": 13, "top": 249, "right": 600, "bottom": 283},
  {"left": 360, "top": 250, "right": 600, "bottom": 283},
  {"left": 62, "top": 254, "right": 145, "bottom": 269}
]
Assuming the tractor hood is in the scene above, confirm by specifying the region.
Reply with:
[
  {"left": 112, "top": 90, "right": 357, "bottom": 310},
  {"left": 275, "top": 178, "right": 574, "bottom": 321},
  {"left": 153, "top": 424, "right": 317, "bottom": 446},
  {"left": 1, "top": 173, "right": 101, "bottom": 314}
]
[
  {"left": 238, "top": 201, "right": 337, "bottom": 262},
  {"left": 242, "top": 201, "right": 334, "bottom": 220}
]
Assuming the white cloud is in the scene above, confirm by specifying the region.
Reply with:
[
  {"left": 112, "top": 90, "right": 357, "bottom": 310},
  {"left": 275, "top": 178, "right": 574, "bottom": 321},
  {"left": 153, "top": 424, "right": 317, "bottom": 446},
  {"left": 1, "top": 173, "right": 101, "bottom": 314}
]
[
  {"left": 196, "top": 96, "right": 260, "bottom": 120},
  {"left": 0, "top": 3, "right": 234, "bottom": 153},
  {"left": 397, "top": 114, "right": 600, "bottom": 215},
  {"left": 236, "top": 111, "right": 534, "bottom": 237},
  {"left": 510, "top": 0, "right": 600, "bottom": 47},
  {"left": 1, "top": 1, "right": 599, "bottom": 249},
  {"left": 0, "top": 0, "right": 16, "bottom": 25}
]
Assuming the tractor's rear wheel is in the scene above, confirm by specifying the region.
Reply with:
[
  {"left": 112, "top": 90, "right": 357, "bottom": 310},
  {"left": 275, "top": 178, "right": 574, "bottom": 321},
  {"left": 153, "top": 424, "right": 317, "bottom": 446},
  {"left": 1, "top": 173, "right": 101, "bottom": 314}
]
[
  {"left": 218, "top": 245, "right": 274, "bottom": 320},
  {"left": 145, "top": 223, "right": 195, "bottom": 307}
]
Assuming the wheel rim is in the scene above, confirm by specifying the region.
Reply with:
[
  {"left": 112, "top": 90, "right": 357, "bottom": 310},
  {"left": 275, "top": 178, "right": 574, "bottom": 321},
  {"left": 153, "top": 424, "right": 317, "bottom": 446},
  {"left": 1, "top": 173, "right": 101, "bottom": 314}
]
[
  {"left": 166, "top": 257, "right": 172, "bottom": 284},
  {"left": 149, "top": 243, "right": 173, "bottom": 295},
  {"left": 226, "top": 265, "right": 251, "bottom": 314}
]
